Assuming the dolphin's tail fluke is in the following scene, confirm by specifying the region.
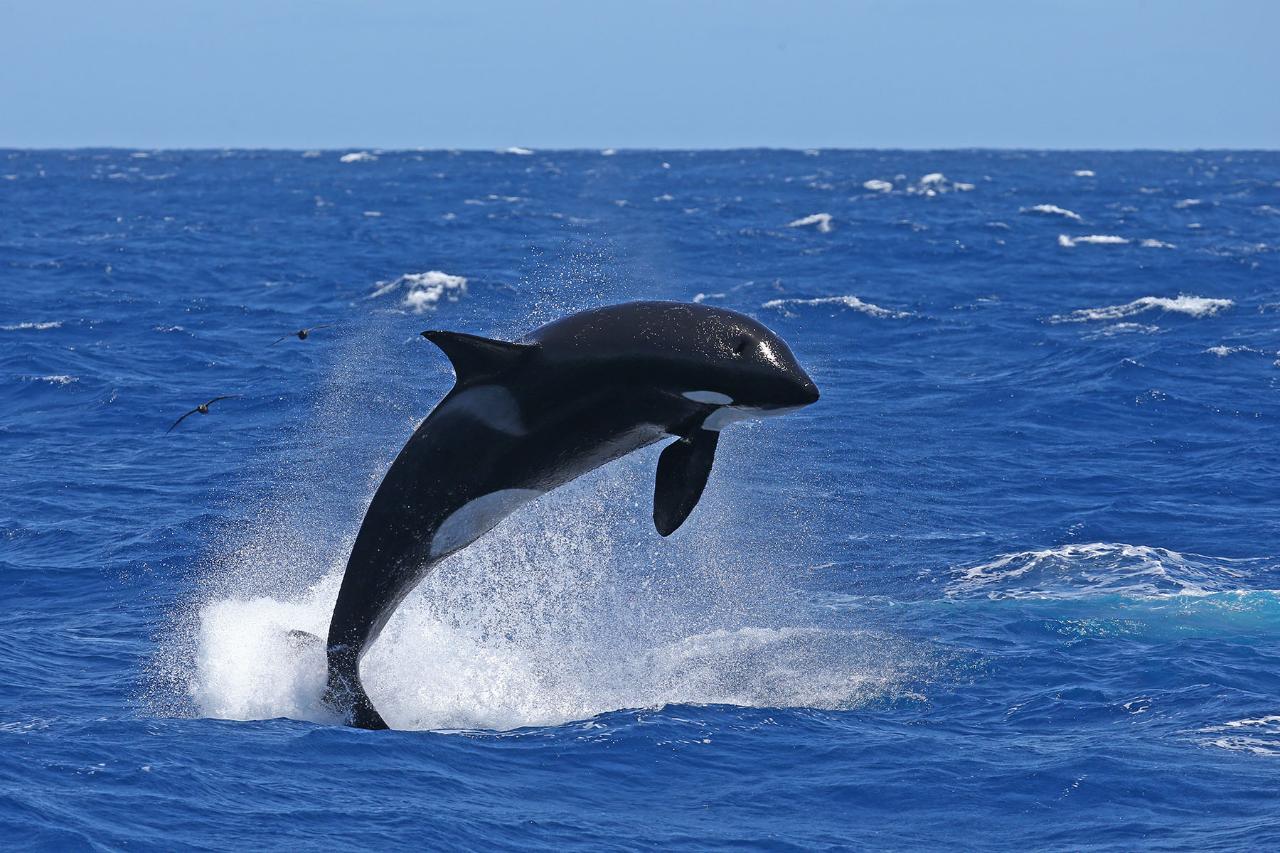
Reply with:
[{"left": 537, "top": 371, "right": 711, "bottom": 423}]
[{"left": 322, "top": 644, "right": 389, "bottom": 730}]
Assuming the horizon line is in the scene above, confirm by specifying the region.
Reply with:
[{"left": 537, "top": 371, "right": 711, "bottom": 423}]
[{"left": 4, "top": 145, "right": 1279, "bottom": 154}]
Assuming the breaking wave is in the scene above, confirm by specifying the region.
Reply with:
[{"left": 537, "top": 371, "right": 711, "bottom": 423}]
[
  {"left": 947, "top": 543, "right": 1274, "bottom": 600},
  {"left": 370, "top": 271, "right": 468, "bottom": 313},
  {"left": 1050, "top": 295, "right": 1234, "bottom": 323},
  {"left": 787, "top": 213, "right": 833, "bottom": 233},
  {"left": 1021, "top": 204, "right": 1083, "bottom": 222},
  {"left": 1, "top": 321, "right": 62, "bottom": 331},
  {"left": 762, "top": 295, "right": 909, "bottom": 319}
]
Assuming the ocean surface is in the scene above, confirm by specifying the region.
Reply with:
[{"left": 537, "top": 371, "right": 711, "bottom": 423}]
[{"left": 2, "top": 149, "right": 1278, "bottom": 850}]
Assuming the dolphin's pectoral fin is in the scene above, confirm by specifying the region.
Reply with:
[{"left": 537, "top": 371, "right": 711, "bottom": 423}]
[
  {"left": 653, "top": 429, "right": 719, "bottom": 536},
  {"left": 421, "top": 330, "right": 538, "bottom": 384}
]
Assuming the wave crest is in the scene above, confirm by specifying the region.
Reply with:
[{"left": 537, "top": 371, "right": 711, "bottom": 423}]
[
  {"left": 1050, "top": 295, "right": 1234, "bottom": 323},
  {"left": 948, "top": 542, "right": 1273, "bottom": 600}
]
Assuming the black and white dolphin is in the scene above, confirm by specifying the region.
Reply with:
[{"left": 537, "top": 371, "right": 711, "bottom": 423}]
[{"left": 321, "top": 301, "right": 819, "bottom": 729}]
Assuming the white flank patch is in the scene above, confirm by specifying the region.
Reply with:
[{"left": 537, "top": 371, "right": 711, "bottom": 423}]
[
  {"left": 431, "top": 489, "right": 543, "bottom": 557},
  {"left": 683, "top": 390, "right": 733, "bottom": 405}
]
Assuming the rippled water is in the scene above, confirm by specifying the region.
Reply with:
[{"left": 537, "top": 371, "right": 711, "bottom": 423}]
[{"left": 2, "top": 149, "right": 1279, "bottom": 849}]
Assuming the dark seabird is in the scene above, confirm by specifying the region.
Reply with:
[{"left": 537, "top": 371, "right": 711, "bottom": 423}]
[
  {"left": 167, "top": 396, "right": 238, "bottom": 433},
  {"left": 271, "top": 324, "right": 334, "bottom": 346}
]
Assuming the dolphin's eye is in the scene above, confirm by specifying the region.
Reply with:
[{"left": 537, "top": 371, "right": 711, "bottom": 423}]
[{"left": 732, "top": 336, "right": 751, "bottom": 356}]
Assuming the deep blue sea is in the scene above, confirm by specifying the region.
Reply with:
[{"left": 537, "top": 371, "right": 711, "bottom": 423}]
[{"left": 2, "top": 149, "right": 1279, "bottom": 850}]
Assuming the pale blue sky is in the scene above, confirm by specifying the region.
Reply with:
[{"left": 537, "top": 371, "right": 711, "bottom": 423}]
[{"left": 2, "top": 0, "right": 1276, "bottom": 149}]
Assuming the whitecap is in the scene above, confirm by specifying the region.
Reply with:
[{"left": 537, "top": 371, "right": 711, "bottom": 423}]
[
  {"left": 948, "top": 542, "right": 1269, "bottom": 600},
  {"left": 23, "top": 375, "right": 79, "bottom": 385},
  {"left": 862, "top": 179, "right": 893, "bottom": 193},
  {"left": 1050, "top": 295, "right": 1234, "bottom": 323},
  {"left": 904, "top": 172, "right": 972, "bottom": 196},
  {"left": 1073, "top": 169, "right": 1096, "bottom": 177},
  {"left": 1, "top": 321, "right": 61, "bottom": 331},
  {"left": 503, "top": 147, "right": 534, "bottom": 156},
  {"left": 1200, "top": 716, "right": 1280, "bottom": 756},
  {"left": 600, "top": 148, "right": 616, "bottom": 156},
  {"left": 787, "top": 213, "right": 833, "bottom": 233},
  {"left": 692, "top": 292, "right": 725, "bottom": 304},
  {"left": 1022, "top": 204, "right": 1083, "bottom": 222},
  {"left": 1058, "top": 234, "right": 1129, "bottom": 247},
  {"left": 1204, "top": 345, "right": 1261, "bottom": 358},
  {"left": 1140, "top": 238, "right": 1176, "bottom": 249},
  {"left": 763, "top": 295, "right": 909, "bottom": 319},
  {"left": 370, "top": 271, "right": 468, "bottom": 313},
  {"left": 339, "top": 151, "right": 377, "bottom": 163}
]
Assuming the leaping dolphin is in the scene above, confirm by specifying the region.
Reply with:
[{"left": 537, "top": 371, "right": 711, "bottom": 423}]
[{"left": 322, "top": 301, "right": 819, "bottom": 729}]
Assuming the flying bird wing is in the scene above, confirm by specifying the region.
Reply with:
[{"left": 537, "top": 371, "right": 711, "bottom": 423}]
[
  {"left": 205, "top": 395, "right": 237, "bottom": 407},
  {"left": 269, "top": 334, "right": 292, "bottom": 346},
  {"left": 166, "top": 408, "right": 200, "bottom": 433}
]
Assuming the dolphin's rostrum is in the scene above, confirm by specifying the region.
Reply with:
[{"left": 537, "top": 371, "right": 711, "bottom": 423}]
[{"left": 322, "top": 301, "right": 819, "bottom": 729}]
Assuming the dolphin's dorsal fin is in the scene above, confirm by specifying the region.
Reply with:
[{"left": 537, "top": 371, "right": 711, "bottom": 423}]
[
  {"left": 653, "top": 429, "right": 719, "bottom": 536},
  {"left": 422, "top": 330, "right": 538, "bottom": 384}
]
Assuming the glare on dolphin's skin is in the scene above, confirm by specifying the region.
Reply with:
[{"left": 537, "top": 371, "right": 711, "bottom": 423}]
[{"left": 316, "top": 301, "right": 820, "bottom": 730}]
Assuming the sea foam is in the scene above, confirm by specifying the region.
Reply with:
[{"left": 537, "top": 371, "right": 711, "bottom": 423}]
[
  {"left": 370, "top": 271, "right": 468, "bottom": 313},
  {"left": 170, "top": 453, "right": 926, "bottom": 731},
  {"left": 763, "top": 295, "right": 909, "bottom": 319},
  {"left": 948, "top": 542, "right": 1270, "bottom": 600},
  {"left": 1, "top": 321, "right": 62, "bottom": 331},
  {"left": 1050, "top": 295, "right": 1234, "bottom": 323},
  {"left": 1021, "top": 204, "right": 1082, "bottom": 222},
  {"left": 787, "top": 213, "right": 833, "bottom": 233}
]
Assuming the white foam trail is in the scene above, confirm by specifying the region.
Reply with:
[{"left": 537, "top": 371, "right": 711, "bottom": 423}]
[
  {"left": 370, "top": 271, "right": 468, "bottom": 313},
  {"left": 762, "top": 295, "right": 909, "bottom": 319},
  {"left": 787, "top": 213, "right": 833, "bottom": 233},
  {"left": 1050, "top": 295, "right": 1234, "bottom": 323},
  {"left": 948, "top": 542, "right": 1268, "bottom": 600},
  {"left": 2, "top": 321, "right": 62, "bottom": 331},
  {"left": 1058, "top": 234, "right": 1129, "bottom": 247},
  {"left": 692, "top": 292, "right": 725, "bottom": 304},
  {"left": 169, "top": 453, "right": 924, "bottom": 731},
  {"left": 339, "top": 151, "right": 377, "bottom": 163},
  {"left": 1021, "top": 204, "right": 1082, "bottom": 222}
]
